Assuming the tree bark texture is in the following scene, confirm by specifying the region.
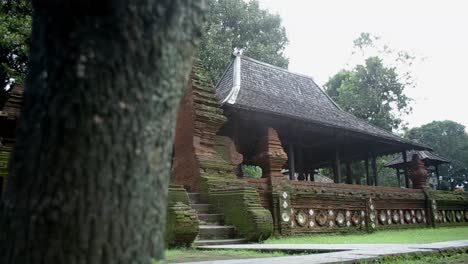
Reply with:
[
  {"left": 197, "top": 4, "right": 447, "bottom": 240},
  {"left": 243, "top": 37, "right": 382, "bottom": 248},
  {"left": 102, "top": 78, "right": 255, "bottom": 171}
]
[{"left": 0, "top": 1, "right": 205, "bottom": 263}]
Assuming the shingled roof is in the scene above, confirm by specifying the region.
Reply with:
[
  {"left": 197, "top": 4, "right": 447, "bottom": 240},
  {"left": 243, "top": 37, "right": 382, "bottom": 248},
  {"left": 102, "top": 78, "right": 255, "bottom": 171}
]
[{"left": 216, "top": 54, "right": 429, "bottom": 150}]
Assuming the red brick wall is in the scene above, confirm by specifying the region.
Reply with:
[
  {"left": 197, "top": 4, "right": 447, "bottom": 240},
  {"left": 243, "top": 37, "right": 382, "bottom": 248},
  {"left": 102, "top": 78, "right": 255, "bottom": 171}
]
[{"left": 171, "top": 83, "right": 201, "bottom": 191}]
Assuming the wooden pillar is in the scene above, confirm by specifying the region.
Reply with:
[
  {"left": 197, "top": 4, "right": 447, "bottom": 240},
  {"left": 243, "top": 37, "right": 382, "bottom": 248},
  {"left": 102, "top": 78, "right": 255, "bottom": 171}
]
[
  {"left": 396, "top": 169, "right": 401, "bottom": 187},
  {"left": 297, "top": 147, "right": 305, "bottom": 181},
  {"left": 435, "top": 165, "right": 440, "bottom": 190},
  {"left": 365, "top": 158, "right": 371, "bottom": 185},
  {"left": 310, "top": 168, "right": 315, "bottom": 182},
  {"left": 288, "top": 143, "right": 295, "bottom": 180},
  {"left": 372, "top": 155, "right": 378, "bottom": 186},
  {"left": 355, "top": 162, "right": 361, "bottom": 185},
  {"left": 334, "top": 148, "right": 341, "bottom": 183},
  {"left": 402, "top": 151, "right": 409, "bottom": 188},
  {"left": 346, "top": 161, "right": 353, "bottom": 184}
]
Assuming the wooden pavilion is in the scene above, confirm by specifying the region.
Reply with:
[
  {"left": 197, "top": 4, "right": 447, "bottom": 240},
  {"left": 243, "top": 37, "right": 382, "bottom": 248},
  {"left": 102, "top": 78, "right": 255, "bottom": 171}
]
[
  {"left": 216, "top": 53, "right": 430, "bottom": 187},
  {"left": 385, "top": 150, "right": 450, "bottom": 189}
]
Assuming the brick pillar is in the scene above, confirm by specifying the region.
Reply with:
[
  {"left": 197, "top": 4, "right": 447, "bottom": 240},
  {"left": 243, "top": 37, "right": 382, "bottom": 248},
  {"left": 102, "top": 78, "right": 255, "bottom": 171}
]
[{"left": 253, "top": 127, "right": 289, "bottom": 234}]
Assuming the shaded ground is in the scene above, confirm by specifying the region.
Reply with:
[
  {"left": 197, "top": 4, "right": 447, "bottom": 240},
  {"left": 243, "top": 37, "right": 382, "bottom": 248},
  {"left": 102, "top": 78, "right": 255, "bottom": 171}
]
[{"left": 266, "top": 226, "right": 468, "bottom": 244}]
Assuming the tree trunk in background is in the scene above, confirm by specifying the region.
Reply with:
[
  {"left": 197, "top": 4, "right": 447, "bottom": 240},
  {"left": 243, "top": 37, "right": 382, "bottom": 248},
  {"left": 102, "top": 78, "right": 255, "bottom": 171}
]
[{"left": 0, "top": 1, "right": 205, "bottom": 263}]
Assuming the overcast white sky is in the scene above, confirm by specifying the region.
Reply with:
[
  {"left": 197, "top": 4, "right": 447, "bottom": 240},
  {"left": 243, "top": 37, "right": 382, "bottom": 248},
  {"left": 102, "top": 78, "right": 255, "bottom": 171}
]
[{"left": 258, "top": 0, "right": 468, "bottom": 130}]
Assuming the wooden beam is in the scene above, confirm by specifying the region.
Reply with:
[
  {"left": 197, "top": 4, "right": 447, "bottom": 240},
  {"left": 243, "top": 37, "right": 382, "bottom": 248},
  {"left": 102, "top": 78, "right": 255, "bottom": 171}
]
[
  {"left": 346, "top": 161, "right": 353, "bottom": 184},
  {"left": 297, "top": 147, "right": 305, "bottom": 181},
  {"left": 355, "top": 162, "right": 361, "bottom": 185},
  {"left": 288, "top": 144, "right": 295, "bottom": 180},
  {"left": 402, "top": 151, "right": 409, "bottom": 188},
  {"left": 334, "top": 148, "right": 341, "bottom": 183},
  {"left": 365, "top": 157, "right": 371, "bottom": 185},
  {"left": 372, "top": 155, "right": 378, "bottom": 186},
  {"left": 396, "top": 169, "right": 401, "bottom": 187}
]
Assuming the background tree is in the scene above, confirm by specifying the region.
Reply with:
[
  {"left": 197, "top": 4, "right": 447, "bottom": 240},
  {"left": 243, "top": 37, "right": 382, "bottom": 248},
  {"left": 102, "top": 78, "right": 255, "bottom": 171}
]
[
  {"left": 325, "top": 32, "right": 420, "bottom": 132},
  {"left": 0, "top": 0, "right": 31, "bottom": 108},
  {"left": 200, "top": 0, "right": 289, "bottom": 81},
  {"left": 0, "top": 0, "right": 205, "bottom": 263},
  {"left": 325, "top": 57, "right": 411, "bottom": 131},
  {"left": 406, "top": 120, "right": 468, "bottom": 189}
]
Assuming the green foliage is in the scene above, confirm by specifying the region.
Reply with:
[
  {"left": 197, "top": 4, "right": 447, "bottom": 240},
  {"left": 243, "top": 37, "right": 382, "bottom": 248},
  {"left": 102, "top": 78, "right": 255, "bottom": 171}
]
[
  {"left": 200, "top": 0, "right": 288, "bottom": 82},
  {"left": 406, "top": 120, "right": 468, "bottom": 188},
  {"left": 0, "top": 0, "right": 31, "bottom": 107},
  {"left": 325, "top": 57, "right": 411, "bottom": 131},
  {"left": 242, "top": 164, "right": 262, "bottom": 179}
]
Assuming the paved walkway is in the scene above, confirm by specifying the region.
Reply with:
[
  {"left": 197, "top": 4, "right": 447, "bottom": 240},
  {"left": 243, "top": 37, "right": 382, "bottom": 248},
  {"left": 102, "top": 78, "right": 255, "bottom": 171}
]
[{"left": 181, "top": 240, "right": 468, "bottom": 264}]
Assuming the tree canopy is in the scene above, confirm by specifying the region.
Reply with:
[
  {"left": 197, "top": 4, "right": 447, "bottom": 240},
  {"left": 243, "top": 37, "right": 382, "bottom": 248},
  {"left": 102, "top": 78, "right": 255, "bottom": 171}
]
[
  {"left": 406, "top": 120, "right": 468, "bottom": 189},
  {"left": 199, "top": 0, "right": 289, "bottom": 82},
  {"left": 325, "top": 56, "right": 411, "bottom": 131},
  {"left": 0, "top": 0, "right": 31, "bottom": 107}
]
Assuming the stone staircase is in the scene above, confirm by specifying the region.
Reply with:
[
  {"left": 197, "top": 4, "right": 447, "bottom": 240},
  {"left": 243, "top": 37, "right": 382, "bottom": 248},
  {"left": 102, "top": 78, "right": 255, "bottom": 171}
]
[{"left": 189, "top": 193, "right": 247, "bottom": 246}]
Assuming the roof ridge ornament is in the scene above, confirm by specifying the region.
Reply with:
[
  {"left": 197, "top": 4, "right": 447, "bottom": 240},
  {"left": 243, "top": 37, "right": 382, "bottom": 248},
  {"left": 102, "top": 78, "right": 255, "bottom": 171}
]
[{"left": 222, "top": 48, "right": 243, "bottom": 104}]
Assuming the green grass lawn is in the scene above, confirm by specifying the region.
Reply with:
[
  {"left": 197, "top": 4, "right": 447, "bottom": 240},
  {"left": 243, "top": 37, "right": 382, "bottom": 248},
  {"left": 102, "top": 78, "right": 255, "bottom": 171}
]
[
  {"left": 361, "top": 249, "right": 468, "bottom": 264},
  {"left": 164, "top": 249, "right": 285, "bottom": 263},
  {"left": 164, "top": 227, "right": 468, "bottom": 263},
  {"left": 265, "top": 226, "right": 468, "bottom": 244}
]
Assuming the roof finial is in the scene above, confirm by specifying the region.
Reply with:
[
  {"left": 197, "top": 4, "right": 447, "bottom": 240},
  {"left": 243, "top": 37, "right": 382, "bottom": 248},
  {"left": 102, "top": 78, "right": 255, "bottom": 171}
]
[{"left": 233, "top": 47, "right": 244, "bottom": 56}]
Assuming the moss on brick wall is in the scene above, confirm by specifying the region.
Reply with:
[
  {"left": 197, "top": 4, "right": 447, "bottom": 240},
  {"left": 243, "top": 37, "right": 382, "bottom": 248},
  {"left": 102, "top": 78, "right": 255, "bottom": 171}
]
[{"left": 165, "top": 185, "right": 199, "bottom": 247}]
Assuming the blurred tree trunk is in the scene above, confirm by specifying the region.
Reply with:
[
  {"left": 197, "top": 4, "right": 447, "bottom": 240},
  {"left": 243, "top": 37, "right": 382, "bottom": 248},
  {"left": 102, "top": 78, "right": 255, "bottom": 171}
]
[{"left": 0, "top": 0, "right": 205, "bottom": 263}]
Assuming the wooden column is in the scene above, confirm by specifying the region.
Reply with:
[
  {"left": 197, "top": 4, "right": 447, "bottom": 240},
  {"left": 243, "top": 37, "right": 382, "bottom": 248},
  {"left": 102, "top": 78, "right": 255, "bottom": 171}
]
[
  {"left": 372, "top": 155, "right": 378, "bottom": 186},
  {"left": 333, "top": 148, "right": 341, "bottom": 183},
  {"left": 355, "top": 162, "right": 361, "bottom": 185},
  {"left": 435, "top": 165, "right": 440, "bottom": 190},
  {"left": 297, "top": 147, "right": 305, "bottom": 181},
  {"left": 365, "top": 158, "right": 371, "bottom": 185},
  {"left": 396, "top": 169, "right": 401, "bottom": 187},
  {"left": 346, "top": 161, "right": 353, "bottom": 184},
  {"left": 402, "top": 151, "right": 409, "bottom": 188},
  {"left": 310, "top": 168, "right": 315, "bottom": 182},
  {"left": 288, "top": 143, "right": 295, "bottom": 180}
]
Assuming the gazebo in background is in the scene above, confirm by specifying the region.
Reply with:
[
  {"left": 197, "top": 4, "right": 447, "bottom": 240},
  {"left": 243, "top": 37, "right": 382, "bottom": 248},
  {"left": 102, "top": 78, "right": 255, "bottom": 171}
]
[{"left": 385, "top": 150, "right": 450, "bottom": 189}]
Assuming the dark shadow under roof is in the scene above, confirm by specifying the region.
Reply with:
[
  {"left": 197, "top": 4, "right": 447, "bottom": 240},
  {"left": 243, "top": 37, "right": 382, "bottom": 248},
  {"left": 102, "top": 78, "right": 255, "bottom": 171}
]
[{"left": 216, "top": 55, "right": 429, "bottom": 150}]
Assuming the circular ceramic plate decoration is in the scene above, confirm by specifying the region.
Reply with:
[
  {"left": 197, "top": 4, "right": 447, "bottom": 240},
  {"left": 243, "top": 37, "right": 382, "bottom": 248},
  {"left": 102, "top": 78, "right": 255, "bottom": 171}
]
[
  {"left": 455, "top": 211, "right": 462, "bottom": 222},
  {"left": 328, "top": 210, "right": 334, "bottom": 216},
  {"left": 329, "top": 220, "right": 334, "bottom": 227},
  {"left": 369, "top": 213, "right": 375, "bottom": 222},
  {"left": 282, "top": 201, "right": 288, "bottom": 209},
  {"left": 416, "top": 210, "right": 423, "bottom": 223},
  {"left": 361, "top": 210, "right": 365, "bottom": 217},
  {"left": 336, "top": 212, "right": 345, "bottom": 227},
  {"left": 379, "top": 211, "right": 387, "bottom": 224},
  {"left": 370, "top": 204, "right": 375, "bottom": 210},
  {"left": 352, "top": 212, "right": 361, "bottom": 226},
  {"left": 309, "top": 220, "right": 315, "bottom": 228},
  {"left": 346, "top": 221, "right": 351, "bottom": 227},
  {"left": 392, "top": 211, "right": 400, "bottom": 223},
  {"left": 309, "top": 209, "right": 314, "bottom": 216},
  {"left": 315, "top": 211, "right": 328, "bottom": 227},
  {"left": 446, "top": 211, "right": 453, "bottom": 222},
  {"left": 296, "top": 211, "right": 307, "bottom": 227},
  {"left": 281, "top": 212, "right": 290, "bottom": 222},
  {"left": 387, "top": 210, "right": 391, "bottom": 216},
  {"left": 405, "top": 211, "right": 412, "bottom": 223},
  {"left": 282, "top": 192, "right": 288, "bottom": 199},
  {"left": 346, "top": 211, "right": 351, "bottom": 217},
  {"left": 371, "top": 223, "right": 376, "bottom": 229}
]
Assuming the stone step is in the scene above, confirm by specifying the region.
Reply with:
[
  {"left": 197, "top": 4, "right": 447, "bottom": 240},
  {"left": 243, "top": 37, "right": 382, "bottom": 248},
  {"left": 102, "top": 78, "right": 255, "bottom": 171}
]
[
  {"left": 198, "top": 214, "right": 224, "bottom": 225},
  {"left": 198, "top": 225, "right": 235, "bottom": 240},
  {"left": 188, "top": 193, "right": 200, "bottom": 204},
  {"left": 193, "top": 238, "right": 247, "bottom": 247},
  {"left": 191, "top": 204, "right": 211, "bottom": 213}
]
